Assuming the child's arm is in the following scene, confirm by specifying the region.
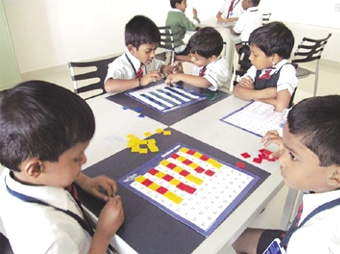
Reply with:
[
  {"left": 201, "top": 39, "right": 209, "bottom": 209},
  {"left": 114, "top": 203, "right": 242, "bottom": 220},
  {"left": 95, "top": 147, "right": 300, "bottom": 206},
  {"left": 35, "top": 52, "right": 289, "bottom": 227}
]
[
  {"left": 75, "top": 173, "right": 117, "bottom": 201},
  {"left": 89, "top": 196, "right": 124, "bottom": 254},
  {"left": 104, "top": 71, "right": 163, "bottom": 93},
  {"left": 259, "top": 89, "right": 291, "bottom": 112},
  {"left": 164, "top": 73, "right": 211, "bottom": 89},
  {"left": 233, "top": 76, "right": 277, "bottom": 100}
]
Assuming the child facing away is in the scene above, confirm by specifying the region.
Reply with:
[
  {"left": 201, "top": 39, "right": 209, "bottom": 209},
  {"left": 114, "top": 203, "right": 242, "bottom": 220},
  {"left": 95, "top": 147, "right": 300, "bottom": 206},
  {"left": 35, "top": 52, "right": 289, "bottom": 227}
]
[
  {"left": 0, "top": 81, "right": 124, "bottom": 254},
  {"left": 166, "top": 0, "right": 200, "bottom": 61},
  {"left": 233, "top": 22, "right": 297, "bottom": 112},
  {"left": 233, "top": 95, "right": 340, "bottom": 254},
  {"left": 104, "top": 15, "right": 175, "bottom": 94},
  {"left": 229, "top": 0, "right": 262, "bottom": 50},
  {"left": 164, "top": 27, "right": 229, "bottom": 91},
  {"left": 216, "top": 0, "right": 245, "bottom": 23}
]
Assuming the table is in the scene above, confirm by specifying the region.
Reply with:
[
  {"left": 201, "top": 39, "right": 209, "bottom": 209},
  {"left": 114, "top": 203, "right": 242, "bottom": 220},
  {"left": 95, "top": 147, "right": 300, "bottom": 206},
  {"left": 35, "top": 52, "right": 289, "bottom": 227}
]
[{"left": 81, "top": 89, "right": 284, "bottom": 254}]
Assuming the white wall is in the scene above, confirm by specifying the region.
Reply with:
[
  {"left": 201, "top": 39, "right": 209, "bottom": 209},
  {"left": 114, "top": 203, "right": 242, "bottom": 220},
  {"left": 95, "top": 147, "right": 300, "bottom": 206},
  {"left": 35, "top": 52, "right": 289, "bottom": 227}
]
[{"left": 2, "top": 0, "right": 340, "bottom": 75}]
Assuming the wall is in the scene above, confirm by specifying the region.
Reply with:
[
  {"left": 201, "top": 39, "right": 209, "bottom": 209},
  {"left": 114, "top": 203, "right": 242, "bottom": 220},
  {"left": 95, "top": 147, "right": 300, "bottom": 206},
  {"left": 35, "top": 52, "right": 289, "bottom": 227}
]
[
  {"left": 2, "top": 0, "right": 340, "bottom": 76},
  {"left": 0, "top": 0, "right": 20, "bottom": 90}
]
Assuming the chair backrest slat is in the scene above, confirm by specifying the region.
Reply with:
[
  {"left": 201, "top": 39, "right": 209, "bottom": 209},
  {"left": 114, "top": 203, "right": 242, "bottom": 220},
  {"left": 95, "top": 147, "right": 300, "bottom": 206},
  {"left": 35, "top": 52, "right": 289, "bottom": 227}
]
[{"left": 68, "top": 55, "right": 118, "bottom": 100}]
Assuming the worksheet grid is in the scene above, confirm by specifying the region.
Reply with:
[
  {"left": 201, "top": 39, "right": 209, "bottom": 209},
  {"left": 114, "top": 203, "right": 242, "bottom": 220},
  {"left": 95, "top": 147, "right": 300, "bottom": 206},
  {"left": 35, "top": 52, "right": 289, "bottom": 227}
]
[
  {"left": 221, "top": 104, "right": 283, "bottom": 137},
  {"left": 127, "top": 83, "right": 204, "bottom": 113},
  {"left": 130, "top": 147, "right": 254, "bottom": 232}
]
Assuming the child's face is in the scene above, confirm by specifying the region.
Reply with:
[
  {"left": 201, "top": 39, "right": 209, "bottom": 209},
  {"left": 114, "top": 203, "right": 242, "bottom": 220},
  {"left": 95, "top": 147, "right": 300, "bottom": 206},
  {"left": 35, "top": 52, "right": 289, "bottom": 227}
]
[
  {"left": 249, "top": 45, "right": 273, "bottom": 70},
  {"left": 279, "top": 124, "right": 337, "bottom": 193},
  {"left": 190, "top": 52, "right": 211, "bottom": 68},
  {"left": 176, "top": 0, "right": 187, "bottom": 12},
  {"left": 132, "top": 43, "right": 159, "bottom": 66},
  {"left": 40, "top": 141, "right": 89, "bottom": 188}
]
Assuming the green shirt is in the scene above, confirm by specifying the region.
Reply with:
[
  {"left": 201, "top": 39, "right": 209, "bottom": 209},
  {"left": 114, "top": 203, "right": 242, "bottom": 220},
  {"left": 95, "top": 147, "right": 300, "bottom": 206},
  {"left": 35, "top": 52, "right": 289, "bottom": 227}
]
[{"left": 165, "top": 9, "right": 200, "bottom": 48}]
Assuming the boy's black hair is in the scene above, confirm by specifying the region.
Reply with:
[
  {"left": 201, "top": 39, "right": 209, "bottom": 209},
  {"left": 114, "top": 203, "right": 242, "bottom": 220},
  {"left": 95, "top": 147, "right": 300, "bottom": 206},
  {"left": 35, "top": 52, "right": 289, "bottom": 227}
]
[
  {"left": 248, "top": 21, "right": 294, "bottom": 59},
  {"left": 287, "top": 95, "right": 340, "bottom": 167},
  {"left": 125, "top": 15, "right": 160, "bottom": 49},
  {"left": 170, "top": 0, "right": 183, "bottom": 8},
  {"left": 188, "top": 27, "right": 224, "bottom": 59},
  {"left": 251, "top": 0, "right": 260, "bottom": 7},
  {"left": 0, "top": 80, "right": 95, "bottom": 171}
]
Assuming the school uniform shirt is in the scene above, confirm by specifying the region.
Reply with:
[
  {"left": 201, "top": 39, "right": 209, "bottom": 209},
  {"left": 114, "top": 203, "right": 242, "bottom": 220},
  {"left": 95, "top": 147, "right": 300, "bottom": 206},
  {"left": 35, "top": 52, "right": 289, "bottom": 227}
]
[
  {"left": 233, "top": 6, "right": 262, "bottom": 42},
  {"left": 192, "top": 56, "right": 229, "bottom": 91},
  {"left": 105, "top": 51, "right": 164, "bottom": 82},
  {"left": 242, "top": 59, "right": 297, "bottom": 95},
  {"left": 0, "top": 169, "right": 91, "bottom": 254},
  {"left": 286, "top": 189, "right": 340, "bottom": 253},
  {"left": 218, "top": 0, "right": 245, "bottom": 19},
  {"left": 166, "top": 9, "right": 200, "bottom": 52}
]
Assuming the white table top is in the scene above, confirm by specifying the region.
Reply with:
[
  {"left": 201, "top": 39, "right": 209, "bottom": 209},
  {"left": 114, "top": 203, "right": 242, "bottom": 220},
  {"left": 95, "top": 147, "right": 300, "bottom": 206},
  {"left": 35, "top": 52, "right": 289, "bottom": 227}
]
[{"left": 84, "top": 93, "right": 284, "bottom": 253}]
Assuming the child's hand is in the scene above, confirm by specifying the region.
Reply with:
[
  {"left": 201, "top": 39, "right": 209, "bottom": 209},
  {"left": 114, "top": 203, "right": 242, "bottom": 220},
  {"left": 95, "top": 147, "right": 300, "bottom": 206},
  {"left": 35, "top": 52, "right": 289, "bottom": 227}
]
[
  {"left": 261, "top": 130, "right": 283, "bottom": 159},
  {"left": 162, "top": 65, "right": 174, "bottom": 76},
  {"left": 192, "top": 8, "right": 198, "bottom": 17},
  {"left": 172, "top": 61, "right": 183, "bottom": 74},
  {"left": 164, "top": 73, "right": 181, "bottom": 85},
  {"left": 96, "top": 196, "right": 124, "bottom": 239},
  {"left": 238, "top": 75, "right": 254, "bottom": 89},
  {"left": 79, "top": 175, "right": 117, "bottom": 201},
  {"left": 140, "top": 71, "right": 162, "bottom": 86}
]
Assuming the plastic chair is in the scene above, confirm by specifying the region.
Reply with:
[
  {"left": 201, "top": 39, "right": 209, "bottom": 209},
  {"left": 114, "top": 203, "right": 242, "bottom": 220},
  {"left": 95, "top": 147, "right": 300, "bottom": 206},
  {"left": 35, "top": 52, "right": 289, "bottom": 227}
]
[
  {"left": 68, "top": 55, "right": 117, "bottom": 100},
  {"left": 262, "top": 13, "right": 271, "bottom": 25},
  {"left": 156, "top": 26, "right": 175, "bottom": 65},
  {"left": 291, "top": 33, "right": 332, "bottom": 97}
]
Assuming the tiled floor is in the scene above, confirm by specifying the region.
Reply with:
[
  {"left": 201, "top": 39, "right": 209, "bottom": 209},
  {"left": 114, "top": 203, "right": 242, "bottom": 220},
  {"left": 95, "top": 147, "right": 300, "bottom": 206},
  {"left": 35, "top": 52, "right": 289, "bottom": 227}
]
[{"left": 19, "top": 59, "right": 340, "bottom": 254}]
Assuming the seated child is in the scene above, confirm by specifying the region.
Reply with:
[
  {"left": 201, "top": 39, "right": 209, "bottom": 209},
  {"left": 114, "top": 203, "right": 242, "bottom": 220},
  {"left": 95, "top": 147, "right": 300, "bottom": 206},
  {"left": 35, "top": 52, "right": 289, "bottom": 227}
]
[
  {"left": 233, "top": 95, "right": 340, "bottom": 254},
  {"left": 216, "top": 0, "right": 245, "bottom": 23},
  {"left": 230, "top": 0, "right": 262, "bottom": 51},
  {"left": 0, "top": 80, "right": 124, "bottom": 254},
  {"left": 166, "top": 0, "right": 200, "bottom": 61},
  {"left": 104, "top": 15, "right": 174, "bottom": 93},
  {"left": 233, "top": 21, "right": 297, "bottom": 112},
  {"left": 165, "top": 27, "right": 229, "bottom": 91}
]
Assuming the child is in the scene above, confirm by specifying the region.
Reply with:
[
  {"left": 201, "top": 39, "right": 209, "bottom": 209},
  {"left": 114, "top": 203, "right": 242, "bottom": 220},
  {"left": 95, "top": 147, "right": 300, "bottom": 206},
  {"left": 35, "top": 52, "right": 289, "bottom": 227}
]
[
  {"left": 104, "top": 15, "right": 174, "bottom": 93},
  {"left": 230, "top": 0, "right": 262, "bottom": 49},
  {"left": 164, "top": 27, "right": 229, "bottom": 91},
  {"left": 165, "top": 0, "right": 200, "bottom": 61},
  {"left": 232, "top": 95, "right": 340, "bottom": 253},
  {"left": 0, "top": 80, "right": 124, "bottom": 253},
  {"left": 233, "top": 22, "right": 297, "bottom": 112},
  {"left": 216, "top": 0, "right": 245, "bottom": 23}
]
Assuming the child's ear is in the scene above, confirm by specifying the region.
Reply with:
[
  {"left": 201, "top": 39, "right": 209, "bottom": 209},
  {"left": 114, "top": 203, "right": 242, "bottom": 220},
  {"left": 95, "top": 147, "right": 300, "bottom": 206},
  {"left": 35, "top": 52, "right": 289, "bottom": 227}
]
[
  {"left": 21, "top": 158, "right": 43, "bottom": 178},
  {"left": 272, "top": 53, "right": 282, "bottom": 66},
  {"left": 328, "top": 166, "right": 340, "bottom": 188},
  {"left": 127, "top": 44, "right": 137, "bottom": 55}
]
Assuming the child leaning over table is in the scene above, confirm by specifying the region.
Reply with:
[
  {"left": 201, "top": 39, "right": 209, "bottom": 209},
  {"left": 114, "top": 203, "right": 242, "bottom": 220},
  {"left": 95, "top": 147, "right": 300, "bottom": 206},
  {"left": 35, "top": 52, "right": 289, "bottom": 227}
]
[
  {"left": 233, "top": 21, "right": 298, "bottom": 112},
  {"left": 232, "top": 95, "right": 340, "bottom": 254},
  {"left": 104, "top": 15, "right": 175, "bottom": 94},
  {"left": 0, "top": 80, "right": 124, "bottom": 254},
  {"left": 166, "top": 0, "right": 200, "bottom": 62},
  {"left": 164, "top": 27, "right": 229, "bottom": 91}
]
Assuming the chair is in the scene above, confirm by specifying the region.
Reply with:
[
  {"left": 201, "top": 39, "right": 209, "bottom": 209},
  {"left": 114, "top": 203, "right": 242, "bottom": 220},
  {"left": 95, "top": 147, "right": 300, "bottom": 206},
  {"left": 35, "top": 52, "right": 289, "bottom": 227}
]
[
  {"left": 156, "top": 26, "right": 175, "bottom": 65},
  {"left": 262, "top": 13, "right": 271, "bottom": 25},
  {"left": 233, "top": 43, "right": 252, "bottom": 86},
  {"left": 291, "top": 33, "right": 332, "bottom": 97},
  {"left": 68, "top": 55, "right": 117, "bottom": 100}
]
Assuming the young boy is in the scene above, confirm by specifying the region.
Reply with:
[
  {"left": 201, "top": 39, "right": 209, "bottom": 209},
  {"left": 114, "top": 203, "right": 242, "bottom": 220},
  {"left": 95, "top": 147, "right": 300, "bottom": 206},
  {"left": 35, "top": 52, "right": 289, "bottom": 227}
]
[
  {"left": 230, "top": 0, "right": 262, "bottom": 49},
  {"left": 104, "top": 15, "right": 174, "bottom": 93},
  {"left": 165, "top": 0, "right": 200, "bottom": 61},
  {"left": 232, "top": 95, "right": 340, "bottom": 253},
  {"left": 233, "top": 22, "right": 297, "bottom": 112},
  {"left": 216, "top": 0, "right": 245, "bottom": 23},
  {"left": 164, "top": 27, "right": 229, "bottom": 91},
  {"left": 0, "top": 81, "right": 124, "bottom": 253}
]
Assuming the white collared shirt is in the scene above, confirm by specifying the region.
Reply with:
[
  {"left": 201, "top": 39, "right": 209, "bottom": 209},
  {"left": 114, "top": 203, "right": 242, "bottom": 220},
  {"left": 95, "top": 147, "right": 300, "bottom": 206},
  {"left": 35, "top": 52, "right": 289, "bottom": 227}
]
[{"left": 0, "top": 169, "right": 91, "bottom": 254}]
